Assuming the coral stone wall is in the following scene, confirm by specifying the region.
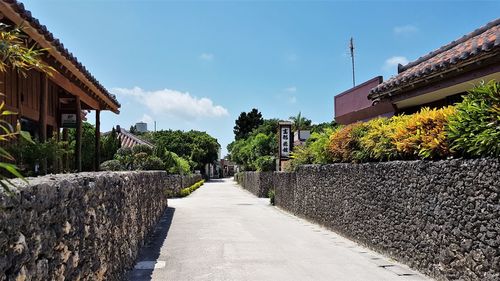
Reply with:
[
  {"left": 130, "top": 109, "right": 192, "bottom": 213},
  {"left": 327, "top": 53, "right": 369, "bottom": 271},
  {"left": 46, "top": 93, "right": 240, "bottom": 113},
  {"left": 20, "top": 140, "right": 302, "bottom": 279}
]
[
  {"left": 237, "top": 159, "right": 500, "bottom": 281},
  {"left": 235, "top": 171, "right": 273, "bottom": 197},
  {"left": 166, "top": 174, "right": 203, "bottom": 197},
  {"left": 0, "top": 171, "right": 189, "bottom": 281}
]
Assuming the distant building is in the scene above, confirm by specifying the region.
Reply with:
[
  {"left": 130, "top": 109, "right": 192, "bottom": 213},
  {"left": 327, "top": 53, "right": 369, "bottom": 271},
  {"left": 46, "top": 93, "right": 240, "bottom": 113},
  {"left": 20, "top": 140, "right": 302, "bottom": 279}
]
[
  {"left": 105, "top": 126, "right": 153, "bottom": 148},
  {"left": 135, "top": 122, "right": 148, "bottom": 133},
  {"left": 335, "top": 18, "right": 500, "bottom": 124},
  {"left": 220, "top": 159, "right": 237, "bottom": 178},
  {"left": 293, "top": 130, "right": 311, "bottom": 146}
]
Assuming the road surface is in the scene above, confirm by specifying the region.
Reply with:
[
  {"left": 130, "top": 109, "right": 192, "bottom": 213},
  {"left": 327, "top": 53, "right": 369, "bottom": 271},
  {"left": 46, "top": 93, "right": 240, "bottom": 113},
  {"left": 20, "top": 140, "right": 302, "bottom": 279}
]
[{"left": 128, "top": 178, "right": 430, "bottom": 281}]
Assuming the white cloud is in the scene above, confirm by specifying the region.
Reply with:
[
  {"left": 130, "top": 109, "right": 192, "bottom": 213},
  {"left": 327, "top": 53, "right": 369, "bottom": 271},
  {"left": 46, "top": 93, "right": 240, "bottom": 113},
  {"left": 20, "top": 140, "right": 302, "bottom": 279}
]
[
  {"left": 393, "top": 25, "right": 419, "bottom": 35},
  {"left": 139, "top": 113, "right": 153, "bottom": 125},
  {"left": 285, "top": 53, "right": 298, "bottom": 62},
  {"left": 199, "top": 53, "right": 214, "bottom": 61},
  {"left": 289, "top": 96, "right": 297, "bottom": 104},
  {"left": 112, "top": 87, "right": 229, "bottom": 120},
  {"left": 383, "top": 56, "right": 409, "bottom": 72},
  {"left": 285, "top": 86, "right": 297, "bottom": 93}
]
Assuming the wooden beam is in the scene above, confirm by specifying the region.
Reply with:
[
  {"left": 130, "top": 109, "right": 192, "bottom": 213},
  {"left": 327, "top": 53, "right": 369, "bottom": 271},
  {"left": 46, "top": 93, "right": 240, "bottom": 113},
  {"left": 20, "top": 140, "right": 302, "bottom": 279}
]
[
  {"left": 75, "top": 96, "right": 82, "bottom": 172},
  {"left": 49, "top": 70, "right": 99, "bottom": 110},
  {"left": 94, "top": 109, "right": 100, "bottom": 171},
  {"left": 0, "top": 2, "right": 120, "bottom": 113}
]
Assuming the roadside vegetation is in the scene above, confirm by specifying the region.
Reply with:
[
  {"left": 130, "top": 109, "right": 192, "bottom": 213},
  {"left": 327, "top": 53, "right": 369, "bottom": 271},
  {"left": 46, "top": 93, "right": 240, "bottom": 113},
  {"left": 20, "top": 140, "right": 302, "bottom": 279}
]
[
  {"left": 0, "top": 24, "right": 54, "bottom": 191},
  {"left": 287, "top": 80, "right": 499, "bottom": 170},
  {"left": 227, "top": 108, "right": 335, "bottom": 171},
  {"left": 179, "top": 180, "right": 205, "bottom": 197}
]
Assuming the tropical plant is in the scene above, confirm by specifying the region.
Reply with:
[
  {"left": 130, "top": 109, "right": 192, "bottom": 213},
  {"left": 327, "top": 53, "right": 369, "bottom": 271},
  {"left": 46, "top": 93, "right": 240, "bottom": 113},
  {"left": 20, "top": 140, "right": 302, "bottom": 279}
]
[
  {"left": 359, "top": 117, "right": 402, "bottom": 161},
  {"left": 448, "top": 80, "right": 500, "bottom": 157},
  {"left": 392, "top": 106, "right": 456, "bottom": 159},
  {"left": 289, "top": 112, "right": 312, "bottom": 131},
  {"left": 327, "top": 122, "right": 369, "bottom": 162},
  {"left": 0, "top": 23, "right": 54, "bottom": 191},
  {"left": 8, "top": 136, "right": 71, "bottom": 176},
  {"left": 0, "top": 103, "right": 32, "bottom": 192},
  {"left": 0, "top": 23, "right": 55, "bottom": 75}
]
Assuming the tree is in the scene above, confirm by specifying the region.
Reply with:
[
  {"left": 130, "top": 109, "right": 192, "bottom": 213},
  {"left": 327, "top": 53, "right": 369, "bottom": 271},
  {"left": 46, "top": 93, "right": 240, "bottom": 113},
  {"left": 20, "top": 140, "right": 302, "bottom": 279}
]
[
  {"left": 289, "top": 112, "right": 312, "bottom": 131},
  {"left": 69, "top": 122, "right": 95, "bottom": 171},
  {"left": 100, "top": 127, "right": 121, "bottom": 162},
  {"left": 147, "top": 129, "right": 220, "bottom": 174},
  {"left": 227, "top": 119, "right": 279, "bottom": 171},
  {"left": 233, "top": 108, "right": 264, "bottom": 140},
  {"left": 311, "top": 121, "right": 338, "bottom": 134}
]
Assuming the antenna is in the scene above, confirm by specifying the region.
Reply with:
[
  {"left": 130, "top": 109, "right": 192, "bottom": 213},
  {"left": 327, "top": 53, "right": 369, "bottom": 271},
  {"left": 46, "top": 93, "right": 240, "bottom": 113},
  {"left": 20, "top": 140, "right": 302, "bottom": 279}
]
[
  {"left": 349, "top": 37, "right": 356, "bottom": 87},
  {"left": 154, "top": 121, "right": 157, "bottom": 132}
]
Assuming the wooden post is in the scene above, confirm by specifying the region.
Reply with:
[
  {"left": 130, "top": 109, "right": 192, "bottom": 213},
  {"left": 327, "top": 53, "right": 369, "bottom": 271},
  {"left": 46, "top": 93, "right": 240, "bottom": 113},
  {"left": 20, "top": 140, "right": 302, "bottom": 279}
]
[
  {"left": 94, "top": 109, "right": 100, "bottom": 171},
  {"left": 75, "top": 96, "right": 82, "bottom": 172},
  {"left": 62, "top": 128, "right": 69, "bottom": 172},
  {"left": 39, "top": 73, "right": 48, "bottom": 174}
]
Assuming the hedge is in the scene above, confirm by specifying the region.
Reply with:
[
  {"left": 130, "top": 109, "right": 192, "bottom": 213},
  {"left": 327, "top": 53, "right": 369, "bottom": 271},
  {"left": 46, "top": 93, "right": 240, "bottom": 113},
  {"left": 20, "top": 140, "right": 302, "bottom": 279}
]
[{"left": 179, "top": 180, "right": 205, "bottom": 197}]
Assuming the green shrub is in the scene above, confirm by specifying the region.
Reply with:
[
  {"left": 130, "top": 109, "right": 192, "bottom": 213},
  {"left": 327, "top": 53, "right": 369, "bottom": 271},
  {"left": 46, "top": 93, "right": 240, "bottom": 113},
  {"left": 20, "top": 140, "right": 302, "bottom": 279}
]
[
  {"left": 268, "top": 189, "right": 275, "bottom": 205},
  {"left": 448, "top": 80, "right": 500, "bottom": 157},
  {"left": 179, "top": 180, "right": 205, "bottom": 197},
  {"left": 163, "top": 150, "right": 191, "bottom": 175},
  {"left": 132, "top": 144, "right": 153, "bottom": 155},
  {"left": 142, "top": 156, "right": 165, "bottom": 170},
  {"left": 254, "top": 156, "right": 275, "bottom": 172},
  {"left": 100, "top": 160, "right": 124, "bottom": 171},
  {"left": 359, "top": 117, "right": 402, "bottom": 161},
  {"left": 308, "top": 127, "right": 335, "bottom": 164}
]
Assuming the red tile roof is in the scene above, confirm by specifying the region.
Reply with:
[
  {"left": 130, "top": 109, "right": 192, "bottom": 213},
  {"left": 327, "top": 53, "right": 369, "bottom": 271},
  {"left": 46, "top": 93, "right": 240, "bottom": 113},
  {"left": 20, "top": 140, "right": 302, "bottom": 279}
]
[
  {"left": 117, "top": 129, "right": 153, "bottom": 148},
  {"left": 369, "top": 18, "right": 500, "bottom": 100}
]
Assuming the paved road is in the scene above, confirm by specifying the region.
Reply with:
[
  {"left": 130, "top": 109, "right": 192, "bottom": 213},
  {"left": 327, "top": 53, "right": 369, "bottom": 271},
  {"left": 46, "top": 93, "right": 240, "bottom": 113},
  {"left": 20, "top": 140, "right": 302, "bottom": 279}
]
[{"left": 128, "top": 178, "right": 431, "bottom": 281}]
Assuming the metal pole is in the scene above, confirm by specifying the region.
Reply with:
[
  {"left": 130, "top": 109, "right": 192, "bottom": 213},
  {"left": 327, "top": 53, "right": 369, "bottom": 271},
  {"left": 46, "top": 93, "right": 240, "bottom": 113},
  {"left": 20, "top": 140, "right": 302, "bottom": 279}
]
[{"left": 350, "top": 37, "right": 356, "bottom": 87}]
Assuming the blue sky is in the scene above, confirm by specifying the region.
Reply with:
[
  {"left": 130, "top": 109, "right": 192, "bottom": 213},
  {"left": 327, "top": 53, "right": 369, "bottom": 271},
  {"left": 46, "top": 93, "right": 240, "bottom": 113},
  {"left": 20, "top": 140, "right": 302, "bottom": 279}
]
[{"left": 23, "top": 0, "right": 499, "bottom": 156}]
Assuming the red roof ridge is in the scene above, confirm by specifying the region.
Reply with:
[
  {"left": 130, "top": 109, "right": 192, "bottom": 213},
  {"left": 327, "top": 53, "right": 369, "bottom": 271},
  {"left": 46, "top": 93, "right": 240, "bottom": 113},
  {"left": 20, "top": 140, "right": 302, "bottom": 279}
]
[{"left": 400, "top": 18, "right": 500, "bottom": 72}]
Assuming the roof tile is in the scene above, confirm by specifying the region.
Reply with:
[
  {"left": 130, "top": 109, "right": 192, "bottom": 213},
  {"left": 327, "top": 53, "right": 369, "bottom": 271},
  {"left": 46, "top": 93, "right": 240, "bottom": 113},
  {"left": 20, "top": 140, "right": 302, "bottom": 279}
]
[{"left": 370, "top": 18, "right": 500, "bottom": 99}]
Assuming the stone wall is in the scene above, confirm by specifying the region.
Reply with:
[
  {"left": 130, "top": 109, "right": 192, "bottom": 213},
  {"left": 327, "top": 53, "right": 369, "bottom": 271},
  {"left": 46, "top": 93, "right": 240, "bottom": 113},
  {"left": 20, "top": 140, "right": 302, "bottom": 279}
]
[
  {"left": 237, "top": 159, "right": 500, "bottom": 281},
  {"left": 235, "top": 171, "right": 273, "bottom": 197},
  {"left": 0, "top": 171, "right": 185, "bottom": 281},
  {"left": 166, "top": 174, "right": 203, "bottom": 197}
]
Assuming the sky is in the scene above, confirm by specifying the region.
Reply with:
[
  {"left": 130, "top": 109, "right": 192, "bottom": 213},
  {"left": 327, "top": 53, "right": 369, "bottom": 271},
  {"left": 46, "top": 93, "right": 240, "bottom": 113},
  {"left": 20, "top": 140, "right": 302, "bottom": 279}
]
[{"left": 22, "top": 0, "right": 500, "bottom": 156}]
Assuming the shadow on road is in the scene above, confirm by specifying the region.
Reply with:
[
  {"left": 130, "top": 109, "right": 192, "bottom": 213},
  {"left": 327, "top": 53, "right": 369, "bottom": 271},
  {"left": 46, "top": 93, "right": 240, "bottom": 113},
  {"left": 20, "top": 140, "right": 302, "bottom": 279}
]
[{"left": 127, "top": 207, "right": 175, "bottom": 281}]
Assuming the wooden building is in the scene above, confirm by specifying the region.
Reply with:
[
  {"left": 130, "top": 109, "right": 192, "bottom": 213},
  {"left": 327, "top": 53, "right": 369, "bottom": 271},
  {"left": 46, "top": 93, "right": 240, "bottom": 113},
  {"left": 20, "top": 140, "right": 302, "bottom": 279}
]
[{"left": 0, "top": 0, "right": 121, "bottom": 171}]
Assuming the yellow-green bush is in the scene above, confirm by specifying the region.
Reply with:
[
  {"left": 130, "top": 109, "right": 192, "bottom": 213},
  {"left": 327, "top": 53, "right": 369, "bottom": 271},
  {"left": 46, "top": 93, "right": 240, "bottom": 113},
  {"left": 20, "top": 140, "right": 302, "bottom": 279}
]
[
  {"left": 327, "top": 122, "right": 369, "bottom": 162},
  {"left": 179, "top": 180, "right": 205, "bottom": 197},
  {"left": 392, "top": 106, "right": 456, "bottom": 159}
]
